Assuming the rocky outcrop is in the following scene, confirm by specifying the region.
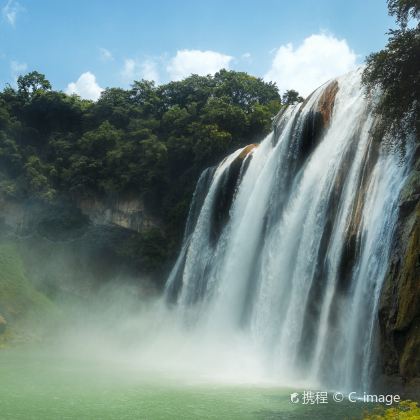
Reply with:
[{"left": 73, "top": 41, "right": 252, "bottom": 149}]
[
  {"left": 0, "top": 193, "right": 166, "bottom": 293},
  {"left": 378, "top": 146, "right": 420, "bottom": 392},
  {"left": 294, "top": 81, "right": 340, "bottom": 168},
  {"left": 77, "top": 194, "right": 160, "bottom": 233},
  {"left": 238, "top": 144, "right": 258, "bottom": 159},
  {"left": 210, "top": 144, "right": 258, "bottom": 243},
  {"left": 317, "top": 80, "right": 339, "bottom": 128},
  {"left": 0, "top": 193, "right": 160, "bottom": 237}
]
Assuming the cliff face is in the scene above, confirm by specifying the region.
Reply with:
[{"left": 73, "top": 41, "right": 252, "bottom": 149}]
[
  {"left": 378, "top": 145, "right": 420, "bottom": 394},
  {"left": 0, "top": 193, "right": 166, "bottom": 295},
  {"left": 77, "top": 194, "right": 160, "bottom": 233},
  {"left": 0, "top": 193, "right": 159, "bottom": 236}
]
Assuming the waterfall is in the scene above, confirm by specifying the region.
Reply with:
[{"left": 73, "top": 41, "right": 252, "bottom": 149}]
[{"left": 164, "top": 70, "right": 411, "bottom": 392}]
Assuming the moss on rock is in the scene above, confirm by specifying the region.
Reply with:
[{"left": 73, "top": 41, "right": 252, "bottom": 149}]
[{"left": 379, "top": 155, "right": 420, "bottom": 386}]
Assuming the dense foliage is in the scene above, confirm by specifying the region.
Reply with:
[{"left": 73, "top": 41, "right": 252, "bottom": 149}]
[
  {"left": 282, "top": 89, "right": 304, "bottom": 105},
  {"left": 364, "top": 400, "right": 420, "bottom": 419},
  {"left": 362, "top": 0, "right": 419, "bottom": 149},
  {"left": 0, "top": 70, "right": 281, "bottom": 259}
]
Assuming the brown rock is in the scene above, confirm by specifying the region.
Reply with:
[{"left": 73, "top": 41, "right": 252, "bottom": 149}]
[
  {"left": 317, "top": 80, "right": 339, "bottom": 128},
  {"left": 210, "top": 144, "right": 258, "bottom": 243},
  {"left": 238, "top": 143, "right": 258, "bottom": 160}
]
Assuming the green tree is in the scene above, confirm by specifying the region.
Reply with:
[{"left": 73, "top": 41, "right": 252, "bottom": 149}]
[
  {"left": 93, "top": 88, "right": 133, "bottom": 129},
  {"left": 387, "top": 0, "right": 419, "bottom": 28},
  {"left": 17, "top": 71, "right": 51, "bottom": 101},
  {"left": 0, "top": 69, "right": 284, "bottom": 267},
  {"left": 192, "top": 123, "right": 232, "bottom": 167},
  {"left": 362, "top": 0, "right": 419, "bottom": 149},
  {"left": 282, "top": 90, "right": 304, "bottom": 105},
  {"left": 24, "top": 155, "right": 56, "bottom": 201},
  {"left": 130, "top": 80, "right": 162, "bottom": 117},
  {"left": 213, "top": 69, "right": 280, "bottom": 110},
  {"left": 0, "top": 133, "right": 23, "bottom": 177},
  {"left": 202, "top": 97, "right": 248, "bottom": 140}
]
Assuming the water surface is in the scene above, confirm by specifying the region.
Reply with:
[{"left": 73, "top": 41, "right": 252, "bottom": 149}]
[{"left": 0, "top": 348, "right": 370, "bottom": 419}]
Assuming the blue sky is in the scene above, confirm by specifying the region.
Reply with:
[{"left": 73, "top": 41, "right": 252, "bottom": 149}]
[{"left": 1, "top": 0, "right": 394, "bottom": 99}]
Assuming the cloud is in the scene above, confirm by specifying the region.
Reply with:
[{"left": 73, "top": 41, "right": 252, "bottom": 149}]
[
  {"left": 141, "top": 59, "right": 159, "bottom": 83},
  {"left": 10, "top": 60, "right": 27, "bottom": 82},
  {"left": 264, "top": 33, "right": 357, "bottom": 97},
  {"left": 121, "top": 58, "right": 159, "bottom": 84},
  {"left": 99, "top": 48, "right": 113, "bottom": 61},
  {"left": 66, "top": 72, "right": 103, "bottom": 101},
  {"left": 167, "top": 49, "right": 233, "bottom": 81},
  {"left": 121, "top": 58, "right": 136, "bottom": 81},
  {"left": 2, "top": 0, "right": 23, "bottom": 26}
]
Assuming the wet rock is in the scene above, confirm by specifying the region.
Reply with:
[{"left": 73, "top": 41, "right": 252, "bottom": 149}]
[
  {"left": 337, "top": 140, "right": 380, "bottom": 292},
  {"left": 210, "top": 144, "right": 258, "bottom": 243},
  {"left": 295, "top": 81, "right": 340, "bottom": 168},
  {"left": 379, "top": 156, "right": 420, "bottom": 386},
  {"left": 317, "top": 80, "right": 339, "bottom": 128},
  {"left": 238, "top": 144, "right": 258, "bottom": 159}
]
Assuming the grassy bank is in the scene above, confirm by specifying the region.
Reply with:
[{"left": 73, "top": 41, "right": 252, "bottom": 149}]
[{"left": 0, "top": 242, "right": 57, "bottom": 347}]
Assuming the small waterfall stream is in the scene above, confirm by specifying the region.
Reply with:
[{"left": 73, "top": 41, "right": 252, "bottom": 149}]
[{"left": 164, "top": 70, "right": 411, "bottom": 392}]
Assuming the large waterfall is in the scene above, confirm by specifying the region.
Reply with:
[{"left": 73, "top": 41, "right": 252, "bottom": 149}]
[{"left": 163, "top": 70, "right": 411, "bottom": 392}]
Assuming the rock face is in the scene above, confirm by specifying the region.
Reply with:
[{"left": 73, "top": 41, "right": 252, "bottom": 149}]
[
  {"left": 77, "top": 194, "right": 160, "bottom": 233},
  {"left": 0, "top": 193, "right": 166, "bottom": 293},
  {"left": 0, "top": 193, "right": 159, "bottom": 236},
  {"left": 210, "top": 144, "right": 258, "bottom": 243},
  {"left": 378, "top": 146, "right": 420, "bottom": 392},
  {"left": 317, "top": 80, "right": 339, "bottom": 128},
  {"left": 294, "top": 81, "right": 340, "bottom": 169}
]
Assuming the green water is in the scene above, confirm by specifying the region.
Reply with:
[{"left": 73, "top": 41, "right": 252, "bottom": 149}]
[{"left": 0, "top": 348, "right": 370, "bottom": 420}]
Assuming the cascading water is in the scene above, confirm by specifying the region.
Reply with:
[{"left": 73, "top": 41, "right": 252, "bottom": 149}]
[{"left": 164, "top": 69, "right": 411, "bottom": 392}]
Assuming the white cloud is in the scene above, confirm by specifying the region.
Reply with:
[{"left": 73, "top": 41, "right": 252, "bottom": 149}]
[
  {"left": 141, "top": 59, "right": 159, "bottom": 83},
  {"left": 121, "top": 58, "right": 159, "bottom": 84},
  {"left": 121, "top": 58, "right": 137, "bottom": 81},
  {"left": 99, "top": 47, "right": 113, "bottom": 61},
  {"left": 66, "top": 72, "right": 103, "bottom": 101},
  {"left": 242, "top": 52, "right": 252, "bottom": 60},
  {"left": 10, "top": 60, "right": 27, "bottom": 83},
  {"left": 2, "top": 0, "right": 23, "bottom": 26},
  {"left": 264, "top": 33, "right": 357, "bottom": 97},
  {"left": 167, "top": 49, "right": 233, "bottom": 81}
]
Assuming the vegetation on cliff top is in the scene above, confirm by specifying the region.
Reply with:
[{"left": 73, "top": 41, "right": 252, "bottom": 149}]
[
  {"left": 0, "top": 70, "right": 281, "bottom": 261},
  {"left": 362, "top": 0, "right": 419, "bottom": 150}
]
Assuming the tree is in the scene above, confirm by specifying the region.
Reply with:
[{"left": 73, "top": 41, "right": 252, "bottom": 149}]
[
  {"left": 387, "top": 0, "right": 419, "bottom": 28},
  {"left": 24, "top": 155, "right": 56, "bottom": 201},
  {"left": 282, "top": 90, "right": 304, "bottom": 105},
  {"left": 93, "top": 88, "right": 133, "bottom": 128},
  {"left": 17, "top": 71, "right": 51, "bottom": 100},
  {"left": 213, "top": 69, "right": 280, "bottom": 110},
  {"left": 192, "top": 123, "right": 232, "bottom": 167},
  {"left": 362, "top": 0, "right": 419, "bottom": 149},
  {"left": 130, "top": 80, "right": 162, "bottom": 117},
  {"left": 0, "top": 68, "right": 284, "bottom": 263}
]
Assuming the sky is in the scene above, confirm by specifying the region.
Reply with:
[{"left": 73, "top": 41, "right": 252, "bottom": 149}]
[{"left": 1, "top": 0, "right": 395, "bottom": 100}]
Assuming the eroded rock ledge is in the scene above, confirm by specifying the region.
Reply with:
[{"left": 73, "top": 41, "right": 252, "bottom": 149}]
[{"left": 377, "top": 146, "right": 420, "bottom": 398}]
